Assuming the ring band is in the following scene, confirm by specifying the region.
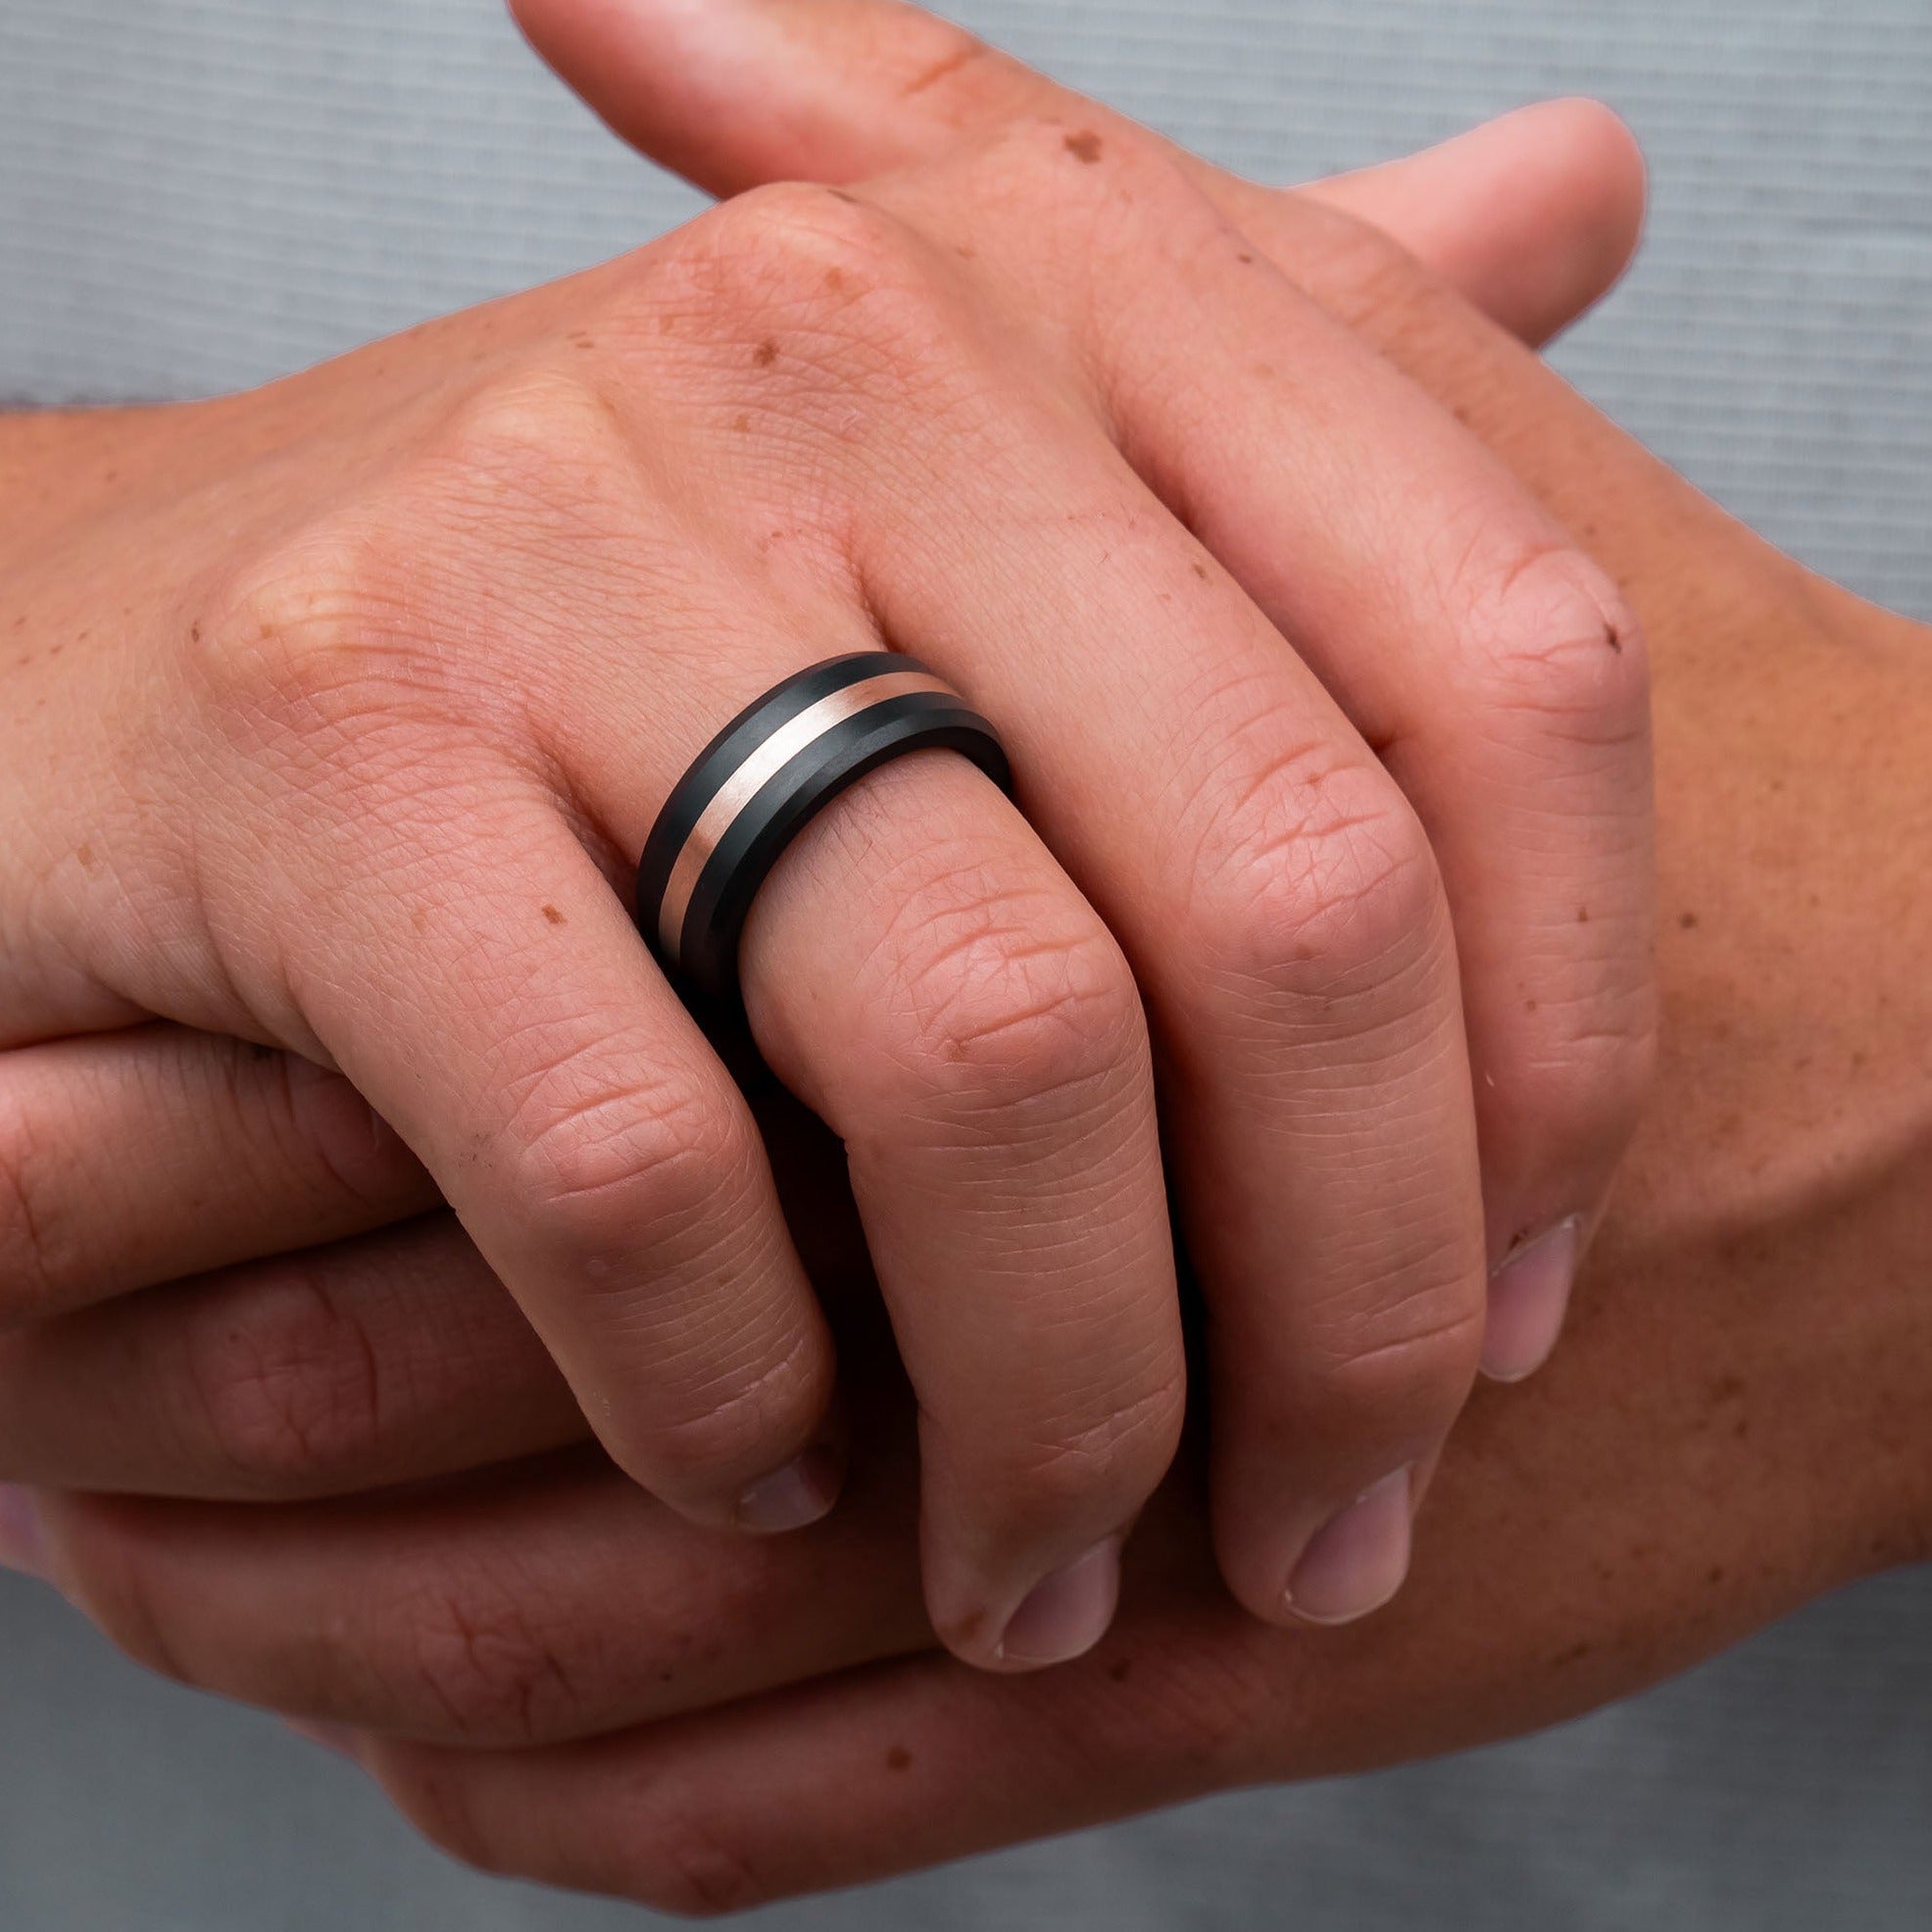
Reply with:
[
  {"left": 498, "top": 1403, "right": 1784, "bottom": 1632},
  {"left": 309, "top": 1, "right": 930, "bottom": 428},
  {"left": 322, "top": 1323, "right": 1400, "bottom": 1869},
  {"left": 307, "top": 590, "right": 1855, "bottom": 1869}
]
[{"left": 636, "top": 653, "right": 1013, "bottom": 1000}]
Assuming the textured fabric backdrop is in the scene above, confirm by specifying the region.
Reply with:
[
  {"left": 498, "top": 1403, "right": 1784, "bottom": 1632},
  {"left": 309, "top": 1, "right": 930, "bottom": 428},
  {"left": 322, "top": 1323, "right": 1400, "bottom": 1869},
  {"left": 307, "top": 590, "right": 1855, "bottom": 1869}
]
[{"left": 2, "top": 1, "right": 1929, "bottom": 1926}]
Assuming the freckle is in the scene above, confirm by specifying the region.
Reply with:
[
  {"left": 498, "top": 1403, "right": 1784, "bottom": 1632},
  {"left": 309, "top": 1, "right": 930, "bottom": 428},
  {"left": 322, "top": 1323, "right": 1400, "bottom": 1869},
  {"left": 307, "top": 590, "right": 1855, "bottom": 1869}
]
[
  {"left": 103, "top": 468, "right": 119, "bottom": 483},
  {"left": 1236, "top": 252, "right": 1254, "bottom": 266},
  {"left": 955, "top": 242, "right": 977, "bottom": 260},
  {"left": 1524, "top": 998, "right": 1539, "bottom": 1014},
  {"left": 190, "top": 621, "right": 203, "bottom": 643},
  {"left": 885, "top": 1745, "right": 913, "bottom": 1771},
  {"left": 754, "top": 339, "right": 779, "bottom": 368},
  {"left": 1678, "top": 911, "right": 1699, "bottom": 930},
  {"left": 658, "top": 314, "right": 675, "bottom": 333},
  {"left": 1576, "top": 905, "right": 1590, "bottom": 922},
  {"left": 77, "top": 843, "right": 96, "bottom": 868},
  {"left": 1108, "top": 1659, "right": 1132, "bottom": 1683},
  {"left": 49, "top": 643, "right": 64, "bottom": 658},
  {"left": 1708, "top": 1565, "right": 1726, "bottom": 1585},
  {"left": 1190, "top": 561, "right": 1209, "bottom": 581},
  {"left": 732, "top": 413, "right": 751, "bottom": 432},
  {"left": 542, "top": 904, "right": 566, "bottom": 925},
  {"left": 1251, "top": 363, "right": 1275, "bottom": 380},
  {"left": 1064, "top": 129, "right": 1104, "bottom": 165},
  {"left": 823, "top": 267, "right": 846, "bottom": 293},
  {"left": 10, "top": 616, "right": 25, "bottom": 631}
]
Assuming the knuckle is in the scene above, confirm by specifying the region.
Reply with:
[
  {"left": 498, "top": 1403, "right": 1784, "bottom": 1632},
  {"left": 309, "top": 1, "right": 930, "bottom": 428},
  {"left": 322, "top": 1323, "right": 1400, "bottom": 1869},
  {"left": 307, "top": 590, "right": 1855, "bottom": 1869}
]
[
  {"left": 860, "top": 873, "right": 1150, "bottom": 1133},
  {"left": 633, "top": 1325, "right": 825, "bottom": 1494},
  {"left": 193, "top": 516, "right": 444, "bottom": 757},
  {"left": 1458, "top": 540, "right": 1653, "bottom": 750},
  {"left": 980, "top": 1362, "right": 1187, "bottom": 1537},
  {"left": 633, "top": 1344, "right": 822, "bottom": 1491},
  {"left": 1304, "top": 1268, "right": 1486, "bottom": 1427},
  {"left": 184, "top": 1259, "right": 388, "bottom": 1493},
  {"left": 1504, "top": 988, "right": 1660, "bottom": 1163},
  {"left": 677, "top": 181, "right": 952, "bottom": 371},
  {"left": 504, "top": 1047, "right": 754, "bottom": 1275},
  {"left": 427, "top": 362, "right": 637, "bottom": 514},
  {"left": 1191, "top": 745, "right": 1451, "bottom": 1014},
  {"left": 387, "top": 1568, "right": 582, "bottom": 1746},
  {"left": 0, "top": 1091, "right": 64, "bottom": 1316},
  {"left": 623, "top": 1806, "right": 769, "bottom": 1919}
]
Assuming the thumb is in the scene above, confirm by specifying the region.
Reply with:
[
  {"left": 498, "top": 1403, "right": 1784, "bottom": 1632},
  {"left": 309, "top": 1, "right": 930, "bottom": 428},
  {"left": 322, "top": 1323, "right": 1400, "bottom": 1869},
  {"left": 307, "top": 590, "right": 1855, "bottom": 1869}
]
[
  {"left": 513, "top": 0, "right": 1643, "bottom": 344},
  {"left": 1303, "top": 100, "right": 1647, "bottom": 346}
]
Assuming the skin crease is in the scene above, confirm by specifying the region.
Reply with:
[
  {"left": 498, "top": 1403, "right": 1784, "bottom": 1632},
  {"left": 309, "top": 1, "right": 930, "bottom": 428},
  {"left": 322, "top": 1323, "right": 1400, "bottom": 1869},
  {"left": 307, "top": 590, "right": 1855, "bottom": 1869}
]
[{"left": 2, "top": 3, "right": 1929, "bottom": 1913}]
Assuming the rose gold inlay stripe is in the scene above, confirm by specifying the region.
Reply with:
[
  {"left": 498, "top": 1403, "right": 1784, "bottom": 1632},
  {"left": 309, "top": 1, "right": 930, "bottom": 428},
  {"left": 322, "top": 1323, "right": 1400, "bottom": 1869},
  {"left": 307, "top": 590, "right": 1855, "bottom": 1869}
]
[{"left": 657, "top": 669, "right": 956, "bottom": 962}]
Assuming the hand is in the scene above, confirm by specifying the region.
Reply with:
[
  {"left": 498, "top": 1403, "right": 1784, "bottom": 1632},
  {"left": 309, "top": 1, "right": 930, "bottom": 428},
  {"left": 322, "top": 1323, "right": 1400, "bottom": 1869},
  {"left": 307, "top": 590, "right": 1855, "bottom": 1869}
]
[
  {"left": 0, "top": 4, "right": 1656, "bottom": 1659},
  {"left": 4, "top": 0, "right": 1921, "bottom": 1911}
]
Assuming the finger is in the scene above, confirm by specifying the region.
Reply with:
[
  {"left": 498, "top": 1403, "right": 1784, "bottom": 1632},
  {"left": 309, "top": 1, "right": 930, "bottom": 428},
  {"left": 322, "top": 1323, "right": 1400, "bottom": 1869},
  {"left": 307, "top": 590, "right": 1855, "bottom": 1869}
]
[
  {"left": 528, "top": 0, "right": 1659, "bottom": 1382},
  {"left": 0, "top": 1024, "right": 432, "bottom": 1325},
  {"left": 738, "top": 753, "right": 1182, "bottom": 1670},
  {"left": 360, "top": 1586, "right": 1262, "bottom": 1915},
  {"left": 511, "top": 0, "right": 1644, "bottom": 345},
  {"left": 30, "top": 1450, "right": 932, "bottom": 1747},
  {"left": 1298, "top": 98, "right": 1647, "bottom": 347},
  {"left": 0, "top": 1215, "right": 581, "bottom": 1499},
  {"left": 238, "top": 735, "right": 844, "bottom": 1535}
]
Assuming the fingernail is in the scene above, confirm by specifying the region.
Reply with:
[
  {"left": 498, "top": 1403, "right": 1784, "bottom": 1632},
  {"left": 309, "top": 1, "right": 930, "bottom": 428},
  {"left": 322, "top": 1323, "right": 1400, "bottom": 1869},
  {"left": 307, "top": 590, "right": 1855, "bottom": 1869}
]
[
  {"left": 733, "top": 1445, "right": 844, "bottom": 1534},
  {"left": 285, "top": 1718, "right": 362, "bottom": 1763},
  {"left": 995, "top": 1538, "right": 1122, "bottom": 1668},
  {"left": 1482, "top": 1215, "right": 1581, "bottom": 1382},
  {"left": 0, "top": 1484, "right": 47, "bottom": 1580},
  {"left": 1284, "top": 1467, "right": 1412, "bottom": 1625}
]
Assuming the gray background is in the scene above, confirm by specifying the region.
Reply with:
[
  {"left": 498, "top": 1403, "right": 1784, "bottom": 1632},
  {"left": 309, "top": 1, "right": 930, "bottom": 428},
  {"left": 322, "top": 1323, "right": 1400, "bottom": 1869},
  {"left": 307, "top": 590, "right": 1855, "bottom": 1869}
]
[{"left": 2, "top": 0, "right": 1929, "bottom": 1924}]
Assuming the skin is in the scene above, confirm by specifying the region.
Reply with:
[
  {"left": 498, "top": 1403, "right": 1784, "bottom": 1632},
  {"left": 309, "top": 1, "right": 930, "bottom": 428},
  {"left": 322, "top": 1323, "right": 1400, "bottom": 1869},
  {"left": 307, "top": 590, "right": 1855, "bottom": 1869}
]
[
  {"left": 0, "top": 95, "right": 1639, "bottom": 1521},
  {"left": 0, "top": 13, "right": 1660, "bottom": 1663},
  {"left": 5, "top": 0, "right": 1925, "bottom": 1913}
]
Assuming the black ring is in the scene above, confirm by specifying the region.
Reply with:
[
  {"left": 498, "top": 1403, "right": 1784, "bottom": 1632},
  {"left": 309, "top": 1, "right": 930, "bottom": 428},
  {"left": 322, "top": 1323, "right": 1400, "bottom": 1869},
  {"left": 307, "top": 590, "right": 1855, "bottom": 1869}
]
[{"left": 636, "top": 653, "right": 1013, "bottom": 1002}]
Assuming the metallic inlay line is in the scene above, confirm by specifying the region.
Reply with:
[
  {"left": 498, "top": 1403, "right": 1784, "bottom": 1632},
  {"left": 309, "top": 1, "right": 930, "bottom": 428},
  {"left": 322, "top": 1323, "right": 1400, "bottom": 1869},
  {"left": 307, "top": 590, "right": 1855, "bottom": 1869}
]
[{"left": 655, "top": 668, "right": 955, "bottom": 962}]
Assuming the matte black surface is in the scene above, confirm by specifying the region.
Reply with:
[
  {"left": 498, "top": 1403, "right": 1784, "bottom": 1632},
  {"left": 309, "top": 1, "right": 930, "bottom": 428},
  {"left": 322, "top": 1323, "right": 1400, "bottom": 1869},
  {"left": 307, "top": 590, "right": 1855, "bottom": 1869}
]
[
  {"left": 634, "top": 652, "right": 914, "bottom": 931},
  {"left": 635, "top": 660, "right": 1011, "bottom": 1003}
]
